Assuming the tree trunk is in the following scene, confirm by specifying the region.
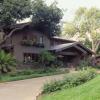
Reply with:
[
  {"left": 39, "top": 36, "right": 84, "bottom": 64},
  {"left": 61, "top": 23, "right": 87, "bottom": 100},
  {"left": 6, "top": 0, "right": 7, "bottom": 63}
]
[{"left": 91, "top": 40, "right": 100, "bottom": 55}]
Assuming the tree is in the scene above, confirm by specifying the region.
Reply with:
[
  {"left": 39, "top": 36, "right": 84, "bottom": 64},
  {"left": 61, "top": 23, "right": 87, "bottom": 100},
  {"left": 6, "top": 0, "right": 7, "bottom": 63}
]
[
  {"left": 31, "top": 0, "right": 63, "bottom": 36},
  {"left": 63, "top": 7, "right": 100, "bottom": 54},
  {"left": 74, "top": 7, "right": 100, "bottom": 54},
  {"left": 0, "top": 50, "right": 16, "bottom": 73},
  {"left": 39, "top": 51, "right": 56, "bottom": 67},
  {"left": 0, "top": 0, "right": 63, "bottom": 43},
  {"left": 0, "top": 0, "right": 32, "bottom": 27},
  {"left": 0, "top": 0, "right": 32, "bottom": 42},
  {"left": 62, "top": 22, "right": 78, "bottom": 38}
]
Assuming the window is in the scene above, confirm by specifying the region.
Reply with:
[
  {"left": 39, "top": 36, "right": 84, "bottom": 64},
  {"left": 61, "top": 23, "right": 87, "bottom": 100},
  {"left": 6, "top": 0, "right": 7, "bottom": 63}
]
[
  {"left": 23, "top": 35, "right": 27, "bottom": 40},
  {"left": 30, "top": 35, "right": 37, "bottom": 43},
  {"left": 23, "top": 53, "right": 38, "bottom": 63},
  {"left": 39, "top": 36, "right": 43, "bottom": 44}
]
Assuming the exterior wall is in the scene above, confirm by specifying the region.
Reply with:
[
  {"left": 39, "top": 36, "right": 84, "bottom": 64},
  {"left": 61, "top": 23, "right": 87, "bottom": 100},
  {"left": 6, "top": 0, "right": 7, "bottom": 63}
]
[
  {"left": 2, "top": 28, "right": 91, "bottom": 68},
  {"left": 7, "top": 29, "right": 51, "bottom": 62},
  {"left": 56, "top": 47, "right": 89, "bottom": 67}
]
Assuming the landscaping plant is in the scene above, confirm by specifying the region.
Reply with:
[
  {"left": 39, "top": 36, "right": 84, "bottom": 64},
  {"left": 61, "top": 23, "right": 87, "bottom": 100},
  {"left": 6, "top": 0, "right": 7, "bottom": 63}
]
[
  {"left": 0, "top": 50, "right": 16, "bottom": 74},
  {"left": 39, "top": 51, "right": 56, "bottom": 67},
  {"left": 76, "top": 59, "right": 91, "bottom": 70},
  {"left": 43, "top": 68, "right": 96, "bottom": 93}
]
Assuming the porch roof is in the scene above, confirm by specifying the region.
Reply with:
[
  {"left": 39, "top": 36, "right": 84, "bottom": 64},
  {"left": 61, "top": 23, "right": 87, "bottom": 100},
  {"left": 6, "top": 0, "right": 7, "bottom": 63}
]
[
  {"left": 49, "top": 43, "right": 76, "bottom": 51},
  {"left": 49, "top": 42, "right": 94, "bottom": 55}
]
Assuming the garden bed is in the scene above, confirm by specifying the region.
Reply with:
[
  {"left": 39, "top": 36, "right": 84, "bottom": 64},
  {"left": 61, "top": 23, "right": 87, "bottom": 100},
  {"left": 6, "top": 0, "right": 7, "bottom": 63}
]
[
  {"left": 38, "top": 75, "right": 100, "bottom": 100},
  {"left": 38, "top": 69, "right": 97, "bottom": 100},
  {"left": 0, "top": 68, "right": 69, "bottom": 82}
]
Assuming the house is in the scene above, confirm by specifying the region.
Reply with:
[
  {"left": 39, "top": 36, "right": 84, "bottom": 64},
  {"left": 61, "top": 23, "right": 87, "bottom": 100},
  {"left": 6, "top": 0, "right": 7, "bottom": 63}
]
[{"left": 0, "top": 23, "right": 93, "bottom": 68}]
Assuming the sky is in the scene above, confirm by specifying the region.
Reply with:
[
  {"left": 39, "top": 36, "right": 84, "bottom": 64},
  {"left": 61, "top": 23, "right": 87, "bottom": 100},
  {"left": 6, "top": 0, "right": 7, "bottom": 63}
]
[{"left": 46, "top": 0, "right": 100, "bottom": 21}]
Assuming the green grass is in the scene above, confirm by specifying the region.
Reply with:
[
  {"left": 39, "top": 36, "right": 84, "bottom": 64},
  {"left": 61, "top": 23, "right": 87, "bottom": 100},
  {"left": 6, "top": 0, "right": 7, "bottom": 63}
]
[
  {"left": 0, "top": 68, "right": 68, "bottom": 82},
  {"left": 39, "top": 75, "right": 100, "bottom": 100},
  {"left": 0, "top": 72, "right": 61, "bottom": 82}
]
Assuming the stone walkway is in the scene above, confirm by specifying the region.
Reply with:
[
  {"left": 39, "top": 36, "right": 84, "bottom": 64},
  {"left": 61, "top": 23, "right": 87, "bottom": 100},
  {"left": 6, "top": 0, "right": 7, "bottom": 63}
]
[{"left": 0, "top": 74, "right": 65, "bottom": 100}]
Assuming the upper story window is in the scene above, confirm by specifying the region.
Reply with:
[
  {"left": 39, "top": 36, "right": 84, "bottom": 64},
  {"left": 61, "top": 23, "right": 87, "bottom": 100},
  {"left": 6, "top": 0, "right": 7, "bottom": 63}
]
[
  {"left": 23, "top": 35, "right": 27, "bottom": 40},
  {"left": 21, "top": 33, "right": 44, "bottom": 48},
  {"left": 22, "top": 34, "right": 37, "bottom": 42},
  {"left": 39, "top": 36, "right": 43, "bottom": 44},
  {"left": 28, "top": 34, "right": 36, "bottom": 42}
]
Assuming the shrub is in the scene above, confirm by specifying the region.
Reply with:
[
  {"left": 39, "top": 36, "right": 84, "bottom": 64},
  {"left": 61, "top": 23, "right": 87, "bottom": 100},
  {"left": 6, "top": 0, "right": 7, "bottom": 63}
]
[
  {"left": 17, "top": 69, "right": 34, "bottom": 75},
  {"left": 43, "top": 69, "right": 96, "bottom": 93},
  {"left": 39, "top": 51, "right": 56, "bottom": 67},
  {"left": 0, "top": 50, "right": 16, "bottom": 74},
  {"left": 43, "top": 80, "right": 62, "bottom": 93},
  {"left": 9, "top": 67, "right": 69, "bottom": 77},
  {"left": 76, "top": 60, "right": 90, "bottom": 70}
]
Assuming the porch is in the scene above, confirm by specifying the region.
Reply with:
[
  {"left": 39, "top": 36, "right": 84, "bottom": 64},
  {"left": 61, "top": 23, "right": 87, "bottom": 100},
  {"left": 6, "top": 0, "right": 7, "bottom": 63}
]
[{"left": 49, "top": 42, "right": 93, "bottom": 67}]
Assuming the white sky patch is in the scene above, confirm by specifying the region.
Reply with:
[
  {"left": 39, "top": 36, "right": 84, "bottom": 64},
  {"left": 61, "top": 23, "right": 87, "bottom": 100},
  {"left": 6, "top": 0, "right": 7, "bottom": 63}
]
[
  {"left": 19, "top": 0, "right": 100, "bottom": 23},
  {"left": 46, "top": 0, "right": 100, "bottom": 21}
]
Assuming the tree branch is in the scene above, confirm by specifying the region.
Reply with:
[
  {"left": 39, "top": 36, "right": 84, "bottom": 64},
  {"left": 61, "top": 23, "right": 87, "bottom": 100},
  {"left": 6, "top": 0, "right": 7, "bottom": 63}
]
[{"left": 0, "top": 24, "right": 29, "bottom": 44}]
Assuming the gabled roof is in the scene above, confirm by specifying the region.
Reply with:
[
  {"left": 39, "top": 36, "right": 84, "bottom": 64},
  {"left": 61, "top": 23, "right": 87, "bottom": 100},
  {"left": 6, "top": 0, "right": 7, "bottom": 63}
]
[
  {"left": 49, "top": 42, "right": 94, "bottom": 55},
  {"left": 77, "top": 43, "right": 94, "bottom": 54},
  {"left": 49, "top": 43, "right": 77, "bottom": 51}
]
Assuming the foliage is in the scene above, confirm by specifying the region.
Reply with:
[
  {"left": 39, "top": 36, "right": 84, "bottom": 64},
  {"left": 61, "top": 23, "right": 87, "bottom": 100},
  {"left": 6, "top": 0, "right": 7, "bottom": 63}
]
[
  {"left": 40, "top": 75, "right": 100, "bottom": 100},
  {"left": 11, "top": 68, "right": 61, "bottom": 76},
  {"left": 84, "top": 38, "right": 92, "bottom": 49},
  {"left": 76, "top": 60, "right": 91, "bottom": 70},
  {"left": 62, "top": 7, "right": 100, "bottom": 54},
  {"left": 74, "top": 7, "right": 100, "bottom": 31},
  {"left": 51, "top": 60, "right": 65, "bottom": 68},
  {"left": 0, "top": 68, "right": 68, "bottom": 82},
  {"left": 62, "top": 22, "right": 78, "bottom": 38},
  {"left": 43, "top": 69, "right": 96, "bottom": 93},
  {"left": 74, "top": 7, "right": 100, "bottom": 53},
  {"left": 97, "top": 46, "right": 100, "bottom": 54},
  {"left": 0, "top": 50, "right": 16, "bottom": 74},
  {"left": 0, "top": 0, "right": 63, "bottom": 43},
  {"left": 31, "top": 0, "right": 63, "bottom": 36},
  {"left": 0, "top": 0, "right": 32, "bottom": 27},
  {"left": 39, "top": 51, "right": 65, "bottom": 68},
  {"left": 39, "top": 51, "right": 56, "bottom": 67}
]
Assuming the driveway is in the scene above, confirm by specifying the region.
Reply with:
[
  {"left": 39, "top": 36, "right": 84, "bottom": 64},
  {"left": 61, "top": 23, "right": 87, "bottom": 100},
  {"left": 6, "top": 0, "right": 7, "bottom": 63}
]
[{"left": 0, "top": 74, "right": 65, "bottom": 100}]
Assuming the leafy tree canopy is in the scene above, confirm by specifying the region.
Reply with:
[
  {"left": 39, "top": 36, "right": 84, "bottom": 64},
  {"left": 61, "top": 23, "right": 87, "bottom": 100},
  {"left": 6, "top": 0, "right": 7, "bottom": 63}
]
[
  {"left": 63, "top": 7, "right": 100, "bottom": 54},
  {"left": 74, "top": 7, "right": 100, "bottom": 53},
  {"left": 62, "top": 22, "right": 78, "bottom": 38},
  {"left": 31, "top": 0, "right": 63, "bottom": 36},
  {"left": 0, "top": 0, "right": 63, "bottom": 40},
  {"left": 74, "top": 7, "right": 100, "bottom": 33},
  {"left": 0, "top": 0, "right": 32, "bottom": 27}
]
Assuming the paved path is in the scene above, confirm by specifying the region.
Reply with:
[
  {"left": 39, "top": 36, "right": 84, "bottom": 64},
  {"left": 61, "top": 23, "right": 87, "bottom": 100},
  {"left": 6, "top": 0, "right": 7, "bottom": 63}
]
[{"left": 0, "top": 74, "right": 65, "bottom": 100}]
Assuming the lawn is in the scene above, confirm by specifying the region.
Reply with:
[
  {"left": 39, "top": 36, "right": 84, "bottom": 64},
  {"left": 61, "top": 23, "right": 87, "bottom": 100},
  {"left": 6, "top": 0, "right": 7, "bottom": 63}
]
[{"left": 39, "top": 75, "right": 100, "bottom": 100}]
